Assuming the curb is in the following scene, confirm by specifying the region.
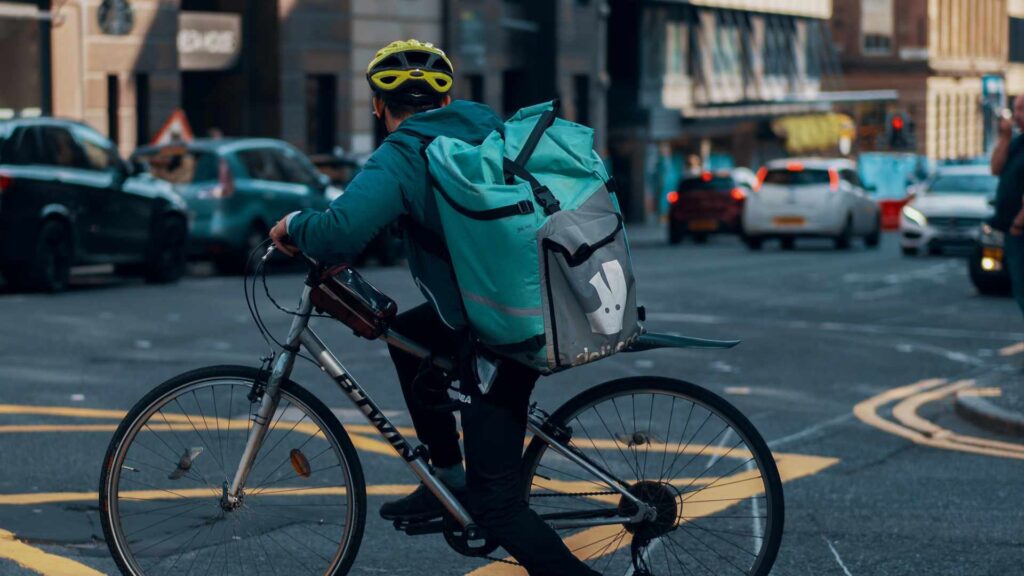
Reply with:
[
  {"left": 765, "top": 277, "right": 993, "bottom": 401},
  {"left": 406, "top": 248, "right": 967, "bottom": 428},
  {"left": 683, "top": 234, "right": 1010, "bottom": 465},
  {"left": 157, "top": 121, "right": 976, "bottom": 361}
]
[{"left": 954, "top": 389, "right": 1024, "bottom": 438}]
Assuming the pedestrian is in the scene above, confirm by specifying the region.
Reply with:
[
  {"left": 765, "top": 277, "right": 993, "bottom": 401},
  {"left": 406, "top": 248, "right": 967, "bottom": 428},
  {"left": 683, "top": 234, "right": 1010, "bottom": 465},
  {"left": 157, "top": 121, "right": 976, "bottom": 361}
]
[{"left": 990, "top": 98, "right": 1024, "bottom": 318}]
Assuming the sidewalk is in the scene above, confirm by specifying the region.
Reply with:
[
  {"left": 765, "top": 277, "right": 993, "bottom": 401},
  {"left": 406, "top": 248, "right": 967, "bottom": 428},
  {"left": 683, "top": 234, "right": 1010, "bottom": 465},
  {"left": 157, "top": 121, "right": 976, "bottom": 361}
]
[{"left": 955, "top": 356, "right": 1024, "bottom": 437}]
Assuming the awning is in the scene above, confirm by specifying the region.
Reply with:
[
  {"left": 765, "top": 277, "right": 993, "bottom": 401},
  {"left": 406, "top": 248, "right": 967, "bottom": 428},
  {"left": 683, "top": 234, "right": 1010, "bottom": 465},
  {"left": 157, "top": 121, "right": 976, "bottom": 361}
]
[
  {"left": 0, "top": 3, "right": 56, "bottom": 21},
  {"left": 681, "top": 90, "right": 899, "bottom": 120}
]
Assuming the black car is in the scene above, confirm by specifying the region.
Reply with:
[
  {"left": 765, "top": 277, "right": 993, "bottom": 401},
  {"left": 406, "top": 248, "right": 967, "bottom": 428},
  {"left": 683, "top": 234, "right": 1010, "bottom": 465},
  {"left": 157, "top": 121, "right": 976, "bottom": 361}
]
[
  {"left": 0, "top": 118, "right": 189, "bottom": 292},
  {"left": 969, "top": 224, "right": 1011, "bottom": 296}
]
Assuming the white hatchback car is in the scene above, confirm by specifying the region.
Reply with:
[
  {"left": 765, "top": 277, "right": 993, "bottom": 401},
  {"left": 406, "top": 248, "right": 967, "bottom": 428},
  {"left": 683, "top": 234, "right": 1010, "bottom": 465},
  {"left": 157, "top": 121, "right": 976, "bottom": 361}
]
[
  {"left": 899, "top": 165, "right": 997, "bottom": 256},
  {"left": 742, "top": 158, "right": 881, "bottom": 250}
]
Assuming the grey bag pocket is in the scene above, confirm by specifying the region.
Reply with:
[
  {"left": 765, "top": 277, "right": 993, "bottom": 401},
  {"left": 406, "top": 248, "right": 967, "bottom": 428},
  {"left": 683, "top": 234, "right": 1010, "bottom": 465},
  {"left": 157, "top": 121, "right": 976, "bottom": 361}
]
[{"left": 538, "top": 189, "right": 642, "bottom": 370}]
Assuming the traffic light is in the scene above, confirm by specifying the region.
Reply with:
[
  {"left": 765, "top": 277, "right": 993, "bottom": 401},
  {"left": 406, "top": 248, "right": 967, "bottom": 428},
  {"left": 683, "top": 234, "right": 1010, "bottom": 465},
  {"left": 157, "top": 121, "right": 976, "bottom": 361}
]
[{"left": 888, "top": 112, "right": 911, "bottom": 150}]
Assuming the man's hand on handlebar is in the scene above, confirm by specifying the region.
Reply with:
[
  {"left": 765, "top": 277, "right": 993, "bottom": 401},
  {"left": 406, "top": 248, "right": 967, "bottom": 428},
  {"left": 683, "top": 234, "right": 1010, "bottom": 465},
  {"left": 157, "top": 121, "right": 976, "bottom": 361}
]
[{"left": 270, "top": 217, "right": 299, "bottom": 257}]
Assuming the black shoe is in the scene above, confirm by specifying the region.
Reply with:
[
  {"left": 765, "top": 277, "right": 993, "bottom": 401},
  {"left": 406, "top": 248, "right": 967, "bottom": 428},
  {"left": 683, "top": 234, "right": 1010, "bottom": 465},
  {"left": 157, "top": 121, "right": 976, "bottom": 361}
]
[{"left": 380, "top": 483, "right": 464, "bottom": 521}]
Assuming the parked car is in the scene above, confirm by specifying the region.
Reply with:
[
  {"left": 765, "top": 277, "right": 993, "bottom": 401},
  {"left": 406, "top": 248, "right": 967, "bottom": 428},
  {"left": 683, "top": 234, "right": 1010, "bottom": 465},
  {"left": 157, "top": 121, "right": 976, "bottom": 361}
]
[
  {"left": 310, "top": 152, "right": 402, "bottom": 266},
  {"left": 133, "top": 139, "right": 338, "bottom": 273},
  {"left": 968, "top": 223, "right": 1011, "bottom": 296},
  {"left": 743, "top": 158, "right": 881, "bottom": 250},
  {"left": 666, "top": 170, "right": 750, "bottom": 244},
  {"left": 0, "top": 118, "right": 188, "bottom": 292},
  {"left": 900, "top": 165, "right": 997, "bottom": 256}
]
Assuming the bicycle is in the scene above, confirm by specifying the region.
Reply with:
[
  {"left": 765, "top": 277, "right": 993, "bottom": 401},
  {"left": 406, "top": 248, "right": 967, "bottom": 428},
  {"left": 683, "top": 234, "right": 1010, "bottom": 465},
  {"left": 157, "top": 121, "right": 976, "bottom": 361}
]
[{"left": 99, "top": 244, "right": 784, "bottom": 575}]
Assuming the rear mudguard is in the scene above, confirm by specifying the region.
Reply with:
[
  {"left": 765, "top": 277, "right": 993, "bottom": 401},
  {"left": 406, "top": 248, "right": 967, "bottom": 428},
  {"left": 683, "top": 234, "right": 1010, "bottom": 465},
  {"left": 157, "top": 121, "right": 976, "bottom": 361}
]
[{"left": 626, "top": 332, "right": 740, "bottom": 352}]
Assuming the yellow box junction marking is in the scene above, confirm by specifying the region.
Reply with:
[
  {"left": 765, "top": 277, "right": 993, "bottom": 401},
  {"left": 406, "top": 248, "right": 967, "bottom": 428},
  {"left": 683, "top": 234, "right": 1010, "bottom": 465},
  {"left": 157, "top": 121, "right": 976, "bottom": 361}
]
[
  {"left": 854, "top": 379, "right": 1024, "bottom": 460},
  {"left": 468, "top": 451, "right": 838, "bottom": 575},
  {"left": 0, "top": 529, "right": 105, "bottom": 576}
]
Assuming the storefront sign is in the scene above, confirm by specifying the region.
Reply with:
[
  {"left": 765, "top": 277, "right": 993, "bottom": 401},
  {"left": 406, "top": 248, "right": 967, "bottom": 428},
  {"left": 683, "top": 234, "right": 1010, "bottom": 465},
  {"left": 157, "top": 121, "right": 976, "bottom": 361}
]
[{"left": 178, "top": 11, "right": 241, "bottom": 71}]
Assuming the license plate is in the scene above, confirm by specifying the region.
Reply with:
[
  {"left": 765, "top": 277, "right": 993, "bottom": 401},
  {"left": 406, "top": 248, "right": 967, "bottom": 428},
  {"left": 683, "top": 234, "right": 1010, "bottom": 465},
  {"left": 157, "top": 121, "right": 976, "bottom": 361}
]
[
  {"left": 773, "top": 216, "right": 805, "bottom": 226},
  {"left": 689, "top": 220, "right": 719, "bottom": 232}
]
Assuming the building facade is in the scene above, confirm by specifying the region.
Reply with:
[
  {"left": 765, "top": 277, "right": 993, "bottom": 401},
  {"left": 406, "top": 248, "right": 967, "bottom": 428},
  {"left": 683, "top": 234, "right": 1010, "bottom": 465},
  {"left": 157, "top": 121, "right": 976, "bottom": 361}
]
[
  {"left": 830, "top": 0, "right": 1008, "bottom": 160},
  {"left": 607, "top": 0, "right": 876, "bottom": 221},
  {"left": 1007, "top": 0, "right": 1024, "bottom": 100}
]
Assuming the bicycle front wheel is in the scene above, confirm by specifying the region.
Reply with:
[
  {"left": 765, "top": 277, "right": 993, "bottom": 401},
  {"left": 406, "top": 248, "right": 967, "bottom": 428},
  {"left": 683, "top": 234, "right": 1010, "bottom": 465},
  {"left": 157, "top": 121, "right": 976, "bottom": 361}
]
[
  {"left": 522, "top": 377, "right": 784, "bottom": 575},
  {"left": 99, "top": 365, "right": 366, "bottom": 576}
]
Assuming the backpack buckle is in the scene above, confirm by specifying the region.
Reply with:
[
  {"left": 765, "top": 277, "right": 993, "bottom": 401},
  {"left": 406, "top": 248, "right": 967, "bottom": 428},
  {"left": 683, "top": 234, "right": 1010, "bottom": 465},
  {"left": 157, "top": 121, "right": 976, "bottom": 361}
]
[
  {"left": 534, "top": 186, "right": 561, "bottom": 216},
  {"left": 516, "top": 199, "right": 535, "bottom": 215}
]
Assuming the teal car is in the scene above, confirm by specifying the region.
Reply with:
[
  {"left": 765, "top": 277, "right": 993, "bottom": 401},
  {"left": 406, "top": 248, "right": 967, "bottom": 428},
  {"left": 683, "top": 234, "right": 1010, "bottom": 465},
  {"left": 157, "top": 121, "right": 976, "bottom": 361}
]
[{"left": 133, "top": 139, "right": 337, "bottom": 273}]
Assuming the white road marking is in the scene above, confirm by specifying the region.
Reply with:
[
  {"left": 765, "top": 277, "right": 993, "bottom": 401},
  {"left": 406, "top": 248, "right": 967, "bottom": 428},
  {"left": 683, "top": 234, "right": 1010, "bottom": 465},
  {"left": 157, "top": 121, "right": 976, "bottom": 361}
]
[
  {"left": 824, "top": 537, "right": 854, "bottom": 576},
  {"left": 69, "top": 394, "right": 84, "bottom": 402},
  {"left": 133, "top": 339, "right": 152, "bottom": 349},
  {"left": 768, "top": 412, "right": 854, "bottom": 449},
  {"left": 710, "top": 361, "right": 738, "bottom": 373}
]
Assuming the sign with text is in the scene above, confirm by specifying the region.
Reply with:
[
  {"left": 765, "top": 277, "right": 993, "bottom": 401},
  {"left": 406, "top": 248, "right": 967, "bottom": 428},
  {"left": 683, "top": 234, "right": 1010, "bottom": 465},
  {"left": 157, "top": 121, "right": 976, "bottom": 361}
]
[{"left": 178, "top": 11, "right": 241, "bottom": 71}]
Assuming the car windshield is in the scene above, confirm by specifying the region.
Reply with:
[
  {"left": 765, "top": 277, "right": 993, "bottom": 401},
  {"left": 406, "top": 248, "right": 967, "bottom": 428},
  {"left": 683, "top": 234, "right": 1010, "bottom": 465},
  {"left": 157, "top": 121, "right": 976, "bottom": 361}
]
[
  {"left": 678, "top": 175, "right": 735, "bottom": 193},
  {"left": 927, "top": 173, "right": 998, "bottom": 196},
  {"left": 136, "top": 148, "right": 218, "bottom": 184},
  {"left": 763, "top": 169, "right": 830, "bottom": 186}
]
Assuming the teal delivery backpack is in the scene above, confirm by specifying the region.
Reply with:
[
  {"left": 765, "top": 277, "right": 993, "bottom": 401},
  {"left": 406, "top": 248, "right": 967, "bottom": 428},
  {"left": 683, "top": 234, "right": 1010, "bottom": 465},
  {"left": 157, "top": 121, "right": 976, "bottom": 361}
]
[{"left": 424, "top": 101, "right": 642, "bottom": 373}]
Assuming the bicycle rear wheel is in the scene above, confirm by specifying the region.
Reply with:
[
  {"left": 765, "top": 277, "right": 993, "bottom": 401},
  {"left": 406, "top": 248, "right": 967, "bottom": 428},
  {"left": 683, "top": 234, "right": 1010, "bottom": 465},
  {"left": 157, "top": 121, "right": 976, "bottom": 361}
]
[
  {"left": 99, "top": 365, "right": 366, "bottom": 576},
  {"left": 522, "top": 377, "right": 783, "bottom": 575}
]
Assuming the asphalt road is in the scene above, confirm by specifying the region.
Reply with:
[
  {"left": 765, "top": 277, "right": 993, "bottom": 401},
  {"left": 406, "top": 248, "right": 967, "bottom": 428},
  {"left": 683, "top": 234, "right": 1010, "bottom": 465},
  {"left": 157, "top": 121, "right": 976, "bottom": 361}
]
[{"left": 0, "top": 228, "right": 1022, "bottom": 575}]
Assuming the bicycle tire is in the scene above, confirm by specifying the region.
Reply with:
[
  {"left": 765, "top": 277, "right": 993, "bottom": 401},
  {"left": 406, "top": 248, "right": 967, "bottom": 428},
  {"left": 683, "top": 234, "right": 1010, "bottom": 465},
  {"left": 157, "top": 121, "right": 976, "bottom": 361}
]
[
  {"left": 99, "top": 365, "right": 367, "bottom": 576},
  {"left": 521, "top": 377, "right": 784, "bottom": 575}
]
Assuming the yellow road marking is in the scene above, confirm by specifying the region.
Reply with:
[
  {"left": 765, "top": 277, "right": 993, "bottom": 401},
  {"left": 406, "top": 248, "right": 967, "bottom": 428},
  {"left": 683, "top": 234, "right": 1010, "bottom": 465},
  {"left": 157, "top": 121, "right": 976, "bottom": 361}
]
[
  {"left": 999, "top": 342, "right": 1024, "bottom": 357},
  {"left": 468, "top": 451, "right": 838, "bottom": 575},
  {"left": 855, "top": 379, "right": 1024, "bottom": 460},
  {"left": 958, "top": 387, "right": 1002, "bottom": 398},
  {"left": 0, "top": 484, "right": 417, "bottom": 506},
  {"left": 0, "top": 528, "right": 105, "bottom": 576}
]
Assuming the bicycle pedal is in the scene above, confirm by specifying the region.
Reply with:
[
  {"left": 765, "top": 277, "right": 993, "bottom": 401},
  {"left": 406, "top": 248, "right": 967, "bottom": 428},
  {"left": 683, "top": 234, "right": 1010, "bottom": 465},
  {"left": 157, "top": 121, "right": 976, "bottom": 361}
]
[{"left": 393, "top": 518, "right": 445, "bottom": 536}]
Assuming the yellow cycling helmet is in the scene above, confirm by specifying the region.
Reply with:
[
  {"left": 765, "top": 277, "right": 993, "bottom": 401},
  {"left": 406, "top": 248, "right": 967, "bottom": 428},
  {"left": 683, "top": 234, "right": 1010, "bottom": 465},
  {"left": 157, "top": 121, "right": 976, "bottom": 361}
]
[{"left": 366, "top": 39, "right": 454, "bottom": 104}]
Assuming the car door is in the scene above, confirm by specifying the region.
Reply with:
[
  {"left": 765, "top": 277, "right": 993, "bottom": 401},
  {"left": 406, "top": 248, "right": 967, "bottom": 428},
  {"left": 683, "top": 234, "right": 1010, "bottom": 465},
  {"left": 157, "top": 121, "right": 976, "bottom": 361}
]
[
  {"left": 34, "top": 124, "right": 108, "bottom": 259},
  {"left": 70, "top": 124, "right": 152, "bottom": 258},
  {"left": 840, "top": 169, "right": 874, "bottom": 233}
]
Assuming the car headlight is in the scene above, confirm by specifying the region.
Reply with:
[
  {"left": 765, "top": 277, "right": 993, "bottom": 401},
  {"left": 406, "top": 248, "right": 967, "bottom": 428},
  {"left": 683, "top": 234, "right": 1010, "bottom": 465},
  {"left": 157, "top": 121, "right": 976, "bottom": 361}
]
[{"left": 901, "top": 205, "right": 927, "bottom": 227}]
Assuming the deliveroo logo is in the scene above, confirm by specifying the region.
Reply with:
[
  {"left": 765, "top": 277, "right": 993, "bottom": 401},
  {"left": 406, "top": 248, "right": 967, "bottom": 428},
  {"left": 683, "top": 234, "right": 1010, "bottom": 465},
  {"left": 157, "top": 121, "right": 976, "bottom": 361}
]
[{"left": 586, "top": 260, "right": 627, "bottom": 335}]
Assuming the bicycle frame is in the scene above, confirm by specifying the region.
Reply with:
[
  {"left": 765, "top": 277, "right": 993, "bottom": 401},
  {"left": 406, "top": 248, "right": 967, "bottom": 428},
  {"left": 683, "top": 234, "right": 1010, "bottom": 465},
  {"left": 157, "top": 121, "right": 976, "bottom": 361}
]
[{"left": 225, "top": 248, "right": 654, "bottom": 535}]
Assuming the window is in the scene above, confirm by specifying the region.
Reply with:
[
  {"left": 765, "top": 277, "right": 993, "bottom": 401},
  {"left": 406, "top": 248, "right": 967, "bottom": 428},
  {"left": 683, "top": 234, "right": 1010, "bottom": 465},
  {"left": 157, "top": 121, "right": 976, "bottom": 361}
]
[
  {"left": 0, "top": 126, "right": 41, "bottom": 165},
  {"left": 136, "top": 149, "right": 218, "bottom": 184},
  {"left": 237, "top": 149, "right": 285, "bottom": 182},
  {"left": 860, "top": 0, "right": 894, "bottom": 55},
  {"left": 763, "top": 169, "right": 830, "bottom": 186},
  {"left": 73, "top": 126, "right": 119, "bottom": 172},
  {"left": 1011, "top": 18, "right": 1024, "bottom": 63},
  {"left": 275, "top": 149, "right": 320, "bottom": 187},
  {"left": 306, "top": 74, "right": 337, "bottom": 154},
  {"left": 107, "top": 75, "right": 119, "bottom": 145},
  {"left": 862, "top": 34, "right": 892, "bottom": 54},
  {"left": 839, "top": 169, "right": 862, "bottom": 188},
  {"left": 135, "top": 73, "right": 150, "bottom": 146},
  {"left": 573, "top": 75, "right": 590, "bottom": 126},
  {"left": 37, "top": 126, "right": 87, "bottom": 169}
]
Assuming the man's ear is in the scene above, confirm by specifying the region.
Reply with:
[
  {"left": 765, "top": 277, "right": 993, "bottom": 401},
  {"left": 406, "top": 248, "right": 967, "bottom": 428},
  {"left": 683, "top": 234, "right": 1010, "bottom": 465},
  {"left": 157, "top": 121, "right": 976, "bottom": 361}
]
[{"left": 372, "top": 96, "right": 384, "bottom": 119}]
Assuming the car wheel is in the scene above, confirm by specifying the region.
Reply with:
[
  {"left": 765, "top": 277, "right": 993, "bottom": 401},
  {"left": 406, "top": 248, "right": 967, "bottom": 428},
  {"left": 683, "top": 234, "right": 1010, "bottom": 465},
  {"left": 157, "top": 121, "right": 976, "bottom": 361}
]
[
  {"left": 865, "top": 216, "right": 882, "bottom": 248},
  {"left": 744, "top": 236, "right": 763, "bottom": 251},
  {"left": 901, "top": 247, "right": 919, "bottom": 256},
  {"left": 16, "top": 220, "right": 72, "bottom": 293},
  {"left": 144, "top": 217, "right": 187, "bottom": 284},
  {"left": 780, "top": 236, "right": 796, "bottom": 250},
  {"left": 668, "top": 224, "right": 685, "bottom": 245},
  {"left": 693, "top": 233, "right": 709, "bottom": 245},
  {"left": 834, "top": 215, "right": 853, "bottom": 250}
]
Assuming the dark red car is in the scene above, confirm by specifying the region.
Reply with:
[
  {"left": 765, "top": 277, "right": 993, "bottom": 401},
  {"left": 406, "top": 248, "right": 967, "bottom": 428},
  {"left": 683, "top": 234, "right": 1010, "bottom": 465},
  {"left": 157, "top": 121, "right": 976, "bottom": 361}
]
[{"left": 667, "top": 171, "right": 750, "bottom": 244}]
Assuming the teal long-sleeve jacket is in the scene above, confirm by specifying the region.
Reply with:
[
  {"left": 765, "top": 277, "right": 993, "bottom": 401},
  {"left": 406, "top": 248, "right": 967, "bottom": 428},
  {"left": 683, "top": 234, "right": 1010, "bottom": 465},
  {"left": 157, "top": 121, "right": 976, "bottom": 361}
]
[{"left": 287, "top": 100, "right": 504, "bottom": 328}]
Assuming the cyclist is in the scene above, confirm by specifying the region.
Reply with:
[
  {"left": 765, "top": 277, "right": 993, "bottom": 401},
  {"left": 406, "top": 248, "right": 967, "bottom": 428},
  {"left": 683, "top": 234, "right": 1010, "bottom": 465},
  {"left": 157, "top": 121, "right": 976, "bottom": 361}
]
[{"left": 270, "top": 39, "right": 599, "bottom": 576}]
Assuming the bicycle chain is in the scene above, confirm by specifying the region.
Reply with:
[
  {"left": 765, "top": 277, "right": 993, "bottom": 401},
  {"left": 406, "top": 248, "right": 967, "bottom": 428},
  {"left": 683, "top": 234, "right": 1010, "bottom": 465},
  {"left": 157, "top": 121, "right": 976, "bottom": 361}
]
[{"left": 479, "top": 490, "right": 624, "bottom": 566}]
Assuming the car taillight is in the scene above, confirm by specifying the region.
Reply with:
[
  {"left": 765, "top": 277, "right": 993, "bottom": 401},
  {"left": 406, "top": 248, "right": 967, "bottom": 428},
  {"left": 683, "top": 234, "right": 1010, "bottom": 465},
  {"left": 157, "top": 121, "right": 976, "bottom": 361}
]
[
  {"left": 0, "top": 171, "right": 11, "bottom": 194},
  {"left": 753, "top": 167, "right": 767, "bottom": 192},
  {"left": 730, "top": 187, "right": 746, "bottom": 201},
  {"left": 828, "top": 168, "right": 839, "bottom": 192},
  {"left": 701, "top": 171, "right": 713, "bottom": 182},
  {"left": 667, "top": 191, "right": 679, "bottom": 204},
  {"left": 212, "top": 159, "right": 235, "bottom": 199}
]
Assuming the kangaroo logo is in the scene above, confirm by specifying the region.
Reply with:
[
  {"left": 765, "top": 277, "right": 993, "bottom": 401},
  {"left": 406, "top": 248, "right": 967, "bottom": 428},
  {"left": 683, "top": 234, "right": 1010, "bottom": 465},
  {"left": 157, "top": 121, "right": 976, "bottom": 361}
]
[{"left": 586, "top": 260, "right": 627, "bottom": 335}]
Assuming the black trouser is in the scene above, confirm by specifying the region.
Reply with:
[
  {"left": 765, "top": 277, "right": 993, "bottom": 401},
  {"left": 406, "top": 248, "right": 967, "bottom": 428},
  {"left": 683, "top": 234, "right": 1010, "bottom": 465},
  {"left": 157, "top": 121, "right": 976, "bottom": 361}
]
[{"left": 388, "top": 304, "right": 599, "bottom": 576}]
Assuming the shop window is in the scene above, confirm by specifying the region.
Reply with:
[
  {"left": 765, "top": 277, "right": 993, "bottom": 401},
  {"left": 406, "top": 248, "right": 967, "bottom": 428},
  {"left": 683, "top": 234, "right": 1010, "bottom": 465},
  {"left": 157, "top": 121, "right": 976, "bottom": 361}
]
[{"left": 306, "top": 74, "right": 337, "bottom": 154}]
